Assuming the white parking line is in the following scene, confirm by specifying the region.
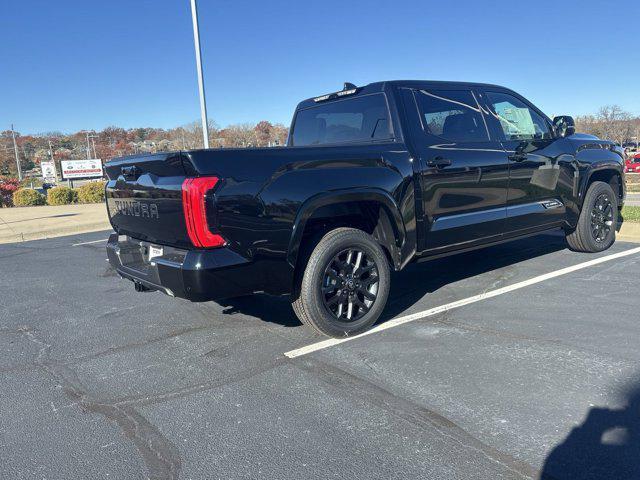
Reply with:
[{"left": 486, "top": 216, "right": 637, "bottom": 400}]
[
  {"left": 72, "top": 238, "right": 108, "bottom": 246},
  {"left": 284, "top": 246, "right": 640, "bottom": 359}
]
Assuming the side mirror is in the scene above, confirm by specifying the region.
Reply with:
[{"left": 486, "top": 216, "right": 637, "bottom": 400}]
[{"left": 553, "top": 115, "right": 576, "bottom": 138}]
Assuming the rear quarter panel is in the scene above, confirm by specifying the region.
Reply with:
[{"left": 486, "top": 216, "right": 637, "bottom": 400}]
[{"left": 184, "top": 144, "right": 415, "bottom": 294}]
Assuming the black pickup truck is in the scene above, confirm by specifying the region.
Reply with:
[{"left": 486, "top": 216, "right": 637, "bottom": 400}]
[{"left": 105, "top": 80, "right": 626, "bottom": 337}]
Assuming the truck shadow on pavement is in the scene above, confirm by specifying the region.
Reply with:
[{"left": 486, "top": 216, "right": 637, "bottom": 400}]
[
  {"left": 216, "top": 294, "right": 302, "bottom": 327},
  {"left": 381, "top": 232, "right": 568, "bottom": 321},
  {"left": 216, "top": 232, "right": 569, "bottom": 329},
  {"left": 540, "top": 383, "right": 640, "bottom": 480}
]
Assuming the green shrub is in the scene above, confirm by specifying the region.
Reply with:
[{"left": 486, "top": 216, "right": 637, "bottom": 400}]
[
  {"left": 12, "top": 188, "right": 46, "bottom": 207},
  {"left": 47, "top": 186, "right": 77, "bottom": 205},
  {"left": 76, "top": 181, "right": 106, "bottom": 204}
]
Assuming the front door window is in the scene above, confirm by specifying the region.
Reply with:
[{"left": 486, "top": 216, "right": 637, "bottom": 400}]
[{"left": 485, "top": 92, "right": 552, "bottom": 141}]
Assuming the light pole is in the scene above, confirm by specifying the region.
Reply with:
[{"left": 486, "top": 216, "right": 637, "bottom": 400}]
[
  {"left": 47, "top": 138, "right": 59, "bottom": 181},
  {"left": 10, "top": 124, "right": 22, "bottom": 181},
  {"left": 84, "top": 131, "right": 92, "bottom": 159},
  {"left": 89, "top": 134, "right": 98, "bottom": 158},
  {"left": 190, "top": 0, "right": 209, "bottom": 149}
]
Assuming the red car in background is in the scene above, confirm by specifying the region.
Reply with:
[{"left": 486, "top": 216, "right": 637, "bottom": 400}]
[{"left": 626, "top": 153, "right": 640, "bottom": 173}]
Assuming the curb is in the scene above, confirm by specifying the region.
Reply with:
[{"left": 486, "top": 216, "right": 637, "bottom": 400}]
[
  {"left": 618, "top": 222, "right": 640, "bottom": 243},
  {"left": 0, "top": 221, "right": 112, "bottom": 244}
]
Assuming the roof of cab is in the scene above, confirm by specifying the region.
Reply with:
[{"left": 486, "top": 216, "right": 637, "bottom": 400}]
[{"left": 295, "top": 80, "right": 508, "bottom": 110}]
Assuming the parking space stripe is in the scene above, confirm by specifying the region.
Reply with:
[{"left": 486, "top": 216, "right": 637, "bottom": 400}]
[
  {"left": 284, "top": 246, "right": 640, "bottom": 358},
  {"left": 72, "top": 238, "right": 109, "bottom": 246}
]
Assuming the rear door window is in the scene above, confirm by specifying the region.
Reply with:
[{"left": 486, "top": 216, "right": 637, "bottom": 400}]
[
  {"left": 291, "top": 94, "right": 393, "bottom": 146},
  {"left": 413, "top": 89, "right": 489, "bottom": 143}
]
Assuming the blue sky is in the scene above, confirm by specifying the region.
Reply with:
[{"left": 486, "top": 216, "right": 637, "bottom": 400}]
[{"left": 2, "top": 0, "right": 639, "bottom": 134}]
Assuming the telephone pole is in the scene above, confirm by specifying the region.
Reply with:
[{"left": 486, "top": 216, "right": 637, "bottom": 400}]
[
  {"left": 190, "top": 0, "right": 209, "bottom": 149},
  {"left": 89, "top": 134, "right": 98, "bottom": 158},
  {"left": 48, "top": 138, "right": 58, "bottom": 181},
  {"left": 85, "top": 131, "right": 91, "bottom": 159},
  {"left": 10, "top": 124, "right": 22, "bottom": 181}
]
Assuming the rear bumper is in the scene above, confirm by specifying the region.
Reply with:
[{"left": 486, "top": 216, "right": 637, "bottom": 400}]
[{"left": 106, "top": 233, "right": 254, "bottom": 301}]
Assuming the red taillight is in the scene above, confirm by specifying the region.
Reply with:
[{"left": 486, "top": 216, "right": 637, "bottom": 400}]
[{"left": 182, "top": 177, "right": 226, "bottom": 248}]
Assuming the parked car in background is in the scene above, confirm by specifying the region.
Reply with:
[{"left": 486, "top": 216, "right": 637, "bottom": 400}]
[{"left": 626, "top": 154, "right": 640, "bottom": 173}]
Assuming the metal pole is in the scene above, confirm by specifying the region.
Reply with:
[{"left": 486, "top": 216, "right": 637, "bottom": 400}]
[
  {"left": 190, "top": 0, "right": 209, "bottom": 149},
  {"left": 10, "top": 124, "right": 22, "bottom": 181},
  {"left": 48, "top": 138, "right": 58, "bottom": 181},
  {"left": 85, "top": 131, "right": 91, "bottom": 159}
]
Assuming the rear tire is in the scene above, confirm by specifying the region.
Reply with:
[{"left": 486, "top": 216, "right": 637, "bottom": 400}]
[
  {"left": 292, "top": 227, "right": 390, "bottom": 338},
  {"left": 566, "top": 181, "right": 617, "bottom": 253}
]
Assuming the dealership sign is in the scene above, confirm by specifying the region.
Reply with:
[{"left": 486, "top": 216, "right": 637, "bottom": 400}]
[
  {"left": 60, "top": 159, "right": 103, "bottom": 179},
  {"left": 40, "top": 160, "right": 57, "bottom": 181}
]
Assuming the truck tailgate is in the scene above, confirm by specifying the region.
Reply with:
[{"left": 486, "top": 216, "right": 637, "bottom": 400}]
[{"left": 105, "top": 153, "right": 192, "bottom": 248}]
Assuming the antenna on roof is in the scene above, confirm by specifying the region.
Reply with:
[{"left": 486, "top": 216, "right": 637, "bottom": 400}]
[{"left": 343, "top": 82, "right": 357, "bottom": 91}]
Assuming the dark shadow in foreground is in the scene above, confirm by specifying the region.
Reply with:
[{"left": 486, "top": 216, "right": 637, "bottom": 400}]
[{"left": 540, "top": 384, "right": 640, "bottom": 480}]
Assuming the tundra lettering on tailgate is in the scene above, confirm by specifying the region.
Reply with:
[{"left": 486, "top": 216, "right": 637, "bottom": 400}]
[{"left": 113, "top": 200, "right": 159, "bottom": 219}]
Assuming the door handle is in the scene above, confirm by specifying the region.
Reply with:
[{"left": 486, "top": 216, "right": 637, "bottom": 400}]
[
  {"left": 428, "top": 156, "right": 452, "bottom": 168},
  {"left": 508, "top": 152, "right": 528, "bottom": 162}
]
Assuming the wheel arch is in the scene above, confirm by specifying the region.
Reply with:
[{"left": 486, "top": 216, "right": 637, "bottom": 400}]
[
  {"left": 287, "top": 189, "right": 407, "bottom": 278},
  {"left": 581, "top": 167, "right": 624, "bottom": 205}
]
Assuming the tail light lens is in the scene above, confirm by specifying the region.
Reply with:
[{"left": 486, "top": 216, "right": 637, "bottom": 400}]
[{"left": 182, "top": 177, "right": 226, "bottom": 248}]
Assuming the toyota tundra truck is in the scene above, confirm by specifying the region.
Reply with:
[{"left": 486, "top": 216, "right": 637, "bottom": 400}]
[{"left": 105, "top": 80, "right": 626, "bottom": 337}]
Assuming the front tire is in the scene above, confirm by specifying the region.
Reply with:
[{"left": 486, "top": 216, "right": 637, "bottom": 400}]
[
  {"left": 292, "top": 228, "right": 390, "bottom": 338},
  {"left": 566, "top": 181, "right": 618, "bottom": 253}
]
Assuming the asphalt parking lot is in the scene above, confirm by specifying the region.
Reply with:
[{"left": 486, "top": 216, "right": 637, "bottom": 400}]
[{"left": 2, "top": 230, "right": 640, "bottom": 480}]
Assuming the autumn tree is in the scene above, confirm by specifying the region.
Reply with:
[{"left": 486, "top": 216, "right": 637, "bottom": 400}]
[
  {"left": 254, "top": 121, "right": 273, "bottom": 146},
  {"left": 271, "top": 123, "right": 289, "bottom": 146},
  {"left": 221, "top": 124, "right": 256, "bottom": 148},
  {"left": 576, "top": 105, "right": 638, "bottom": 145}
]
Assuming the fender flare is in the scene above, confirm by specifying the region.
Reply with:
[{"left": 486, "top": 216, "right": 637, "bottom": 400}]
[
  {"left": 286, "top": 188, "right": 406, "bottom": 269},
  {"left": 579, "top": 164, "right": 624, "bottom": 201}
]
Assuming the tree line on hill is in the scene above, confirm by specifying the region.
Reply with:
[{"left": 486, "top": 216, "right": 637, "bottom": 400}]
[
  {"left": 1, "top": 105, "right": 639, "bottom": 178},
  {"left": 0, "top": 120, "right": 289, "bottom": 177},
  {"left": 574, "top": 106, "right": 640, "bottom": 148}
]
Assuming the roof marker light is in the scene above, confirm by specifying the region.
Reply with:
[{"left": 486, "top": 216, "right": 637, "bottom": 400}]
[{"left": 313, "top": 82, "right": 359, "bottom": 102}]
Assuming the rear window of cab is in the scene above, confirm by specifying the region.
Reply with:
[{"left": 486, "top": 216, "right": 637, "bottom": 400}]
[{"left": 291, "top": 94, "right": 393, "bottom": 146}]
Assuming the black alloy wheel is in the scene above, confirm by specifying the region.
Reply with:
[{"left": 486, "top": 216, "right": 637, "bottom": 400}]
[
  {"left": 291, "top": 227, "right": 391, "bottom": 338},
  {"left": 590, "top": 193, "right": 614, "bottom": 243},
  {"left": 566, "top": 180, "right": 617, "bottom": 253},
  {"left": 321, "top": 248, "right": 379, "bottom": 322}
]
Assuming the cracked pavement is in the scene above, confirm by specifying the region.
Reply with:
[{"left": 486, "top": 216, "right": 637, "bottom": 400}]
[{"left": 1, "top": 230, "right": 639, "bottom": 479}]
